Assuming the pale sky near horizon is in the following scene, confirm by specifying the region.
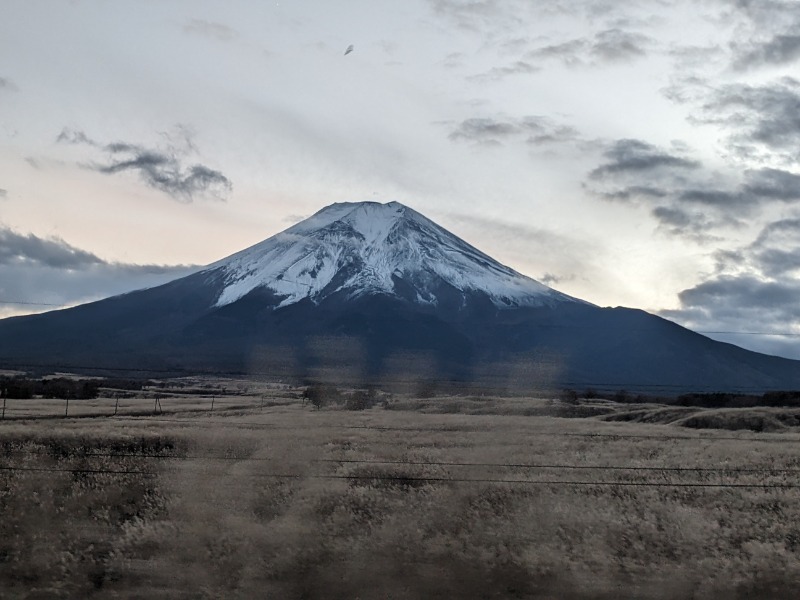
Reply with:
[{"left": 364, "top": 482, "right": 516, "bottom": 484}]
[{"left": 3, "top": 0, "right": 800, "bottom": 358}]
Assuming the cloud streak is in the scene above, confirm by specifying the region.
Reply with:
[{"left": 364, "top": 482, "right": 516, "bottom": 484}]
[
  {"left": 468, "top": 61, "right": 539, "bottom": 82},
  {"left": 183, "top": 18, "right": 237, "bottom": 42},
  {"left": 589, "top": 139, "right": 699, "bottom": 180},
  {"left": 527, "top": 28, "right": 652, "bottom": 67},
  {"left": 57, "top": 127, "right": 232, "bottom": 202},
  {"left": 447, "top": 115, "right": 579, "bottom": 146}
]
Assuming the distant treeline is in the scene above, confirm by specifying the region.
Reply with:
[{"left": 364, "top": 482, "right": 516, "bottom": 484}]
[
  {"left": 569, "top": 388, "right": 800, "bottom": 409},
  {"left": 0, "top": 376, "right": 154, "bottom": 400},
  {"left": 673, "top": 391, "right": 800, "bottom": 409}
]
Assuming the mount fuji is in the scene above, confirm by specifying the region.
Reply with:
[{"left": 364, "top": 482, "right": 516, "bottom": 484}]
[
  {"left": 206, "top": 201, "right": 578, "bottom": 311},
  {"left": 2, "top": 201, "right": 800, "bottom": 393}
]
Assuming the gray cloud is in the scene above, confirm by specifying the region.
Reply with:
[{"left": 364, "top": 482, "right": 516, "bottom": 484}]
[
  {"left": 427, "top": 0, "right": 521, "bottom": 32},
  {"left": 693, "top": 78, "right": 800, "bottom": 160},
  {"left": 663, "top": 277, "right": 800, "bottom": 358},
  {"left": 0, "top": 227, "right": 104, "bottom": 269},
  {"left": 651, "top": 205, "right": 693, "bottom": 228},
  {"left": 677, "top": 188, "right": 745, "bottom": 208},
  {"left": 588, "top": 138, "right": 800, "bottom": 240},
  {"left": 0, "top": 226, "right": 200, "bottom": 315},
  {"left": 0, "top": 77, "right": 17, "bottom": 92},
  {"left": 723, "top": 0, "right": 800, "bottom": 71},
  {"left": 529, "top": 39, "right": 588, "bottom": 66},
  {"left": 668, "top": 44, "right": 726, "bottom": 70},
  {"left": 650, "top": 206, "right": 721, "bottom": 242},
  {"left": 661, "top": 211, "right": 800, "bottom": 357},
  {"left": 468, "top": 61, "right": 540, "bottom": 82},
  {"left": 675, "top": 169, "right": 800, "bottom": 208},
  {"left": 183, "top": 18, "right": 237, "bottom": 42},
  {"left": 527, "top": 28, "right": 651, "bottom": 67},
  {"left": 0, "top": 189, "right": 6, "bottom": 199},
  {"left": 679, "top": 276, "right": 800, "bottom": 319},
  {"left": 590, "top": 141, "right": 800, "bottom": 209},
  {"left": 440, "top": 52, "right": 465, "bottom": 69},
  {"left": 591, "top": 28, "right": 650, "bottom": 62},
  {"left": 428, "top": 1, "right": 646, "bottom": 36},
  {"left": 56, "top": 129, "right": 93, "bottom": 145},
  {"left": 733, "top": 34, "right": 800, "bottom": 70},
  {"left": 743, "top": 168, "right": 800, "bottom": 201},
  {"left": 57, "top": 127, "right": 232, "bottom": 202},
  {"left": 747, "top": 218, "right": 800, "bottom": 277},
  {"left": 448, "top": 115, "right": 579, "bottom": 146},
  {"left": 589, "top": 139, "right": 699, "bottom": 180},
  {"left": 661, "top": 274, "right": 800, "bottom": 359},
  {"left": 600, "top": 185, "right": 667, "bottom": 202},
  {"left": 448, "top": 118, "right": 517, "bottom": 145}
]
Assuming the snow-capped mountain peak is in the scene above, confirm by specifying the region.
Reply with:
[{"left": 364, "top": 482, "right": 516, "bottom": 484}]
[{"left": 205, "top": 201, "right": 581, "bottom": 309}]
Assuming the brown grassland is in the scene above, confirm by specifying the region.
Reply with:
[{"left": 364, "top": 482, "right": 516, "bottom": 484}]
[{"left": 2, "top": 385, "right": 800, "bottom": 598}]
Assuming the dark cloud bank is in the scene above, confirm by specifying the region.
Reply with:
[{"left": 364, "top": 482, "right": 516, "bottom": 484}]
[
  {"left": 0, "top": 226, "right": 199, "bottom": 313},
  {"left": 57, "top": 128, "right": 232, "bottom": 202}
]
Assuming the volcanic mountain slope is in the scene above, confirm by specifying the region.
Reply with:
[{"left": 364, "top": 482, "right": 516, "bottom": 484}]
[{"left": 2, "top": 201, "right": 800, "bottom": 392}]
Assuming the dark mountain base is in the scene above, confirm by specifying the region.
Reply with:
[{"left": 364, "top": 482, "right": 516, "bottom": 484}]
[{"left": 2, "top": 283, "right": 800, "bottom": 393}]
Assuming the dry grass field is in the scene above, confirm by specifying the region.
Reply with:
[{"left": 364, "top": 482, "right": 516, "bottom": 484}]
[{"left": 3, "top": 386, "right": 800, "bottom": 599}]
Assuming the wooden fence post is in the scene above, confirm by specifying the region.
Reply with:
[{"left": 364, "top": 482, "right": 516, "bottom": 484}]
[
  {"left": 211, "top": 395, "right": 215, "bottom": 412},
  {"left": 65, "top": 397, "right": 69, "bottom": 417},
  {"left": 2, "top": 389, "right": 6, "bottom": 420},
  {"left": 114, "top": 394, "right": 119, "bottom": 416}
]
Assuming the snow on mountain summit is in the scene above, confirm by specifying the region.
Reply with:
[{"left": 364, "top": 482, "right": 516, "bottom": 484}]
[{"left": 206, "top": 201, "right": 581, "bottom": 309}]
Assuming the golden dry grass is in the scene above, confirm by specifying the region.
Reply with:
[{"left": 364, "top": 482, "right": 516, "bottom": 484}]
[{"left": 2, "top": 393, "right": 800, "bottom": 598}]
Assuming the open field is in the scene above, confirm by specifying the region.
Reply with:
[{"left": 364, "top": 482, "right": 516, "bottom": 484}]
[{"left": 3, "top": 389, "right": 800, "bottom": 598}]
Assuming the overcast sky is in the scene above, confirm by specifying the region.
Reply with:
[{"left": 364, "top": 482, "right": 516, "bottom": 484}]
[{"left": 3, "top": 0, "right": 800, "bottom": 358}]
